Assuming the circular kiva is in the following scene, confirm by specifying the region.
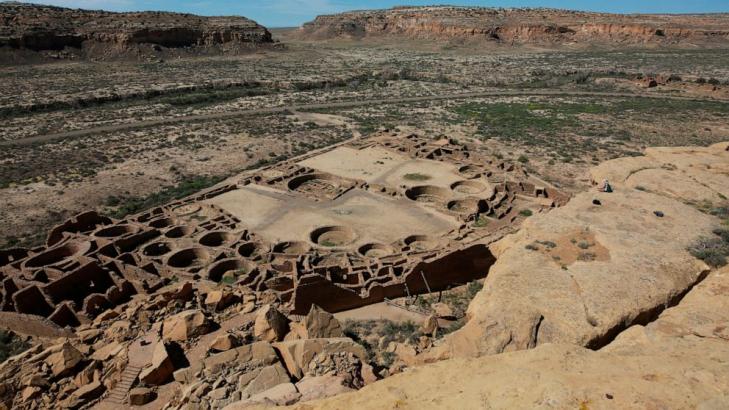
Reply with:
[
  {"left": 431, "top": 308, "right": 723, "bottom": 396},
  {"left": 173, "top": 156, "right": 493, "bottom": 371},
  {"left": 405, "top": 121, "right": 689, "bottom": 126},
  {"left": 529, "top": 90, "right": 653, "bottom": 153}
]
[
  {"left": 207, "top": 258, "right": 257, "bottom": 283},
  {"left": 447, "top": 198, "right": 485, "bottom": 214},
  {"left": 287, "top": 173, "right": 339, "bottom": 192},
  {"left": 404, "top": 235, "right": 439, "bottom": 252},
  {"left": 142, "top": 241, "right": 173, "bottom": 257},
  {"left": 164, "top": 225, "right": 194, "bottom": 238},
  {"left": 310, "top": 226, "right": 357, "bottom": 247},
  {"left": 450, "top": 180, "right": 487, "bottom": 195},
  {"left": 198, "top": 231, "right": 236, "bottom": 247},
  {"left": 405, "top": 185, "right": 451, "bottom": 203},
  {"left": 458, "top": 165, "right": 483, "bottom": 178},
  {"left": 172, "top": 204, "right": 202, "bottom": 217},
  {"left": 93, "top": 224, "right": 137, "bottom": 238},
  {"left": 24, "top": 241, "right": 90, "bottom": 268},
  {"left": 272, "top": 241, "right": 311, "bottom": 255},
  {"left": 167, "top": 247, "right": 211, "bottom": 269},
  {"left": 148, "top": 217, "right": 176, "bottom": 229},
  {"left": 358, "top": 243, "right": 394, "bottom": 258},
  {"left": 238, "top": 242, "right": 265, "bottom": 259}
]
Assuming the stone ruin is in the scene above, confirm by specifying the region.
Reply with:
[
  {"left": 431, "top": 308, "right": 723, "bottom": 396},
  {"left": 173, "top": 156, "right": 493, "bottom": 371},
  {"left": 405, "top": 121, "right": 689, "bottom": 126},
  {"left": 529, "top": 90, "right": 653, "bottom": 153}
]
[{"left": 0, "top": 132, "right": 568, "bottom": 331}]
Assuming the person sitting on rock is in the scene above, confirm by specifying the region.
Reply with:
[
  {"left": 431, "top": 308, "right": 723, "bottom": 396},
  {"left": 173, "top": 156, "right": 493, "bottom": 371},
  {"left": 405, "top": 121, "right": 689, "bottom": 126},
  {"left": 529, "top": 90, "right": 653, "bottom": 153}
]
[{"left": 598, "top": 179, "right": 613, "bottom": 193}]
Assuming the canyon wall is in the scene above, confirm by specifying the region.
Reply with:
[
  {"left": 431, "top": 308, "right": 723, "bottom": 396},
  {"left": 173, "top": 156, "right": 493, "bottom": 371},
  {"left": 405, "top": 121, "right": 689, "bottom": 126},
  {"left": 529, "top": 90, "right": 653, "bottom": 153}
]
[
  {"left": 0, "top": 3, "right": 273, "bottom": 61},
  {"left": 300, "top": 6, "right": 729, "bottom": 46}
]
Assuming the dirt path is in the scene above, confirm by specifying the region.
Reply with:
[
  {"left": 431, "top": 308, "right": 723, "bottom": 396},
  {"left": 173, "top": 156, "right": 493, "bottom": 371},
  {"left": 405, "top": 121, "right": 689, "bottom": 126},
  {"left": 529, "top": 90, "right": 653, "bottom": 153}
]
[{"left": 4, "top": 90, "right": 725, "bottom": 147}]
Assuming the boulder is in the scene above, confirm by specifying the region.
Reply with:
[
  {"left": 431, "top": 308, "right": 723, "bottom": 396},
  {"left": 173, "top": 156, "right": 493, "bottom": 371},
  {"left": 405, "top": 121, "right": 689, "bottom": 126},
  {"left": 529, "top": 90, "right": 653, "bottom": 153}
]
[
  {"left": 20, "top": 386, "right": 41, "bottom": 403},
  {"left": 209, "top": 333, "right": 239, "bottom": 352},
  {"left": 45, "top": 342, "right": 84, "bottom": 378},
  {"left": 174, "top": 341, "right": 280, "bottom": 383},
  {"left": 386, "top": 342, "right": 417, "bottom": 366},
  {"left": 360, "top": 363, "right": 378, "bottom": 385},
  {"left": 303, "top": 305, "right": 343, "bottom": 339},
  {"left": 273, "top": 338, "right": 367, "bottom": 380},
  {"left": 296, "top": 375, "right": 354, "bottom": 402},
  {"left": 205, "top": 290, "right": 237, "bottom": 311},
  {"left": 23, "top": 374, "right": 49, "bottom": 388},
  {"left": 166, "top": 281, "right": 194, "bottom": 302},
  {"left": 225, "top": 383, "right": 301, "bottom": 408},
  {"left": 74, "top": 362, "right": 100, "bottom": 388},
  {"left": 90, "top": 341, "right": 124, "bottom": 361},
  {"left": 71, "top": 380, "right": 105, "bottom": 402},
  {"left": 104, "top": 320, "right": 132, "bottom": 342},
  {"left": 162, "top": 309, "right": 212, "bottom": 342},
  {"left": 139, "top": 342, "right": 175, "bottom": 386},
  {"left": 242, "top": 363, "right": 291, "bottom": 396},
  {"left": 77, "top": 329, "right": 103, "bottom": 343},
  {"left": 254, "top": 305, "right": 289, "bottom": 342},
  {"left": 208, "top": 386, "right": 227, "bottom": 400},
  {"left": 93, "top": 309, "right": 119, "bottom": 324},
  {"left": 420, "top": 314, "right": 439, "bottom": 336},
  {"left": 238, "top": 301, "right": 257, "bottom": 314},
  {"left": 432, "top": 302, "right": 454, "bottom": 319},
  {"left": 129, "top": 387, "right": 157, "bottom": 405},
  {"left": 284, "top": 321, "right": 307, "bottom": 341}
]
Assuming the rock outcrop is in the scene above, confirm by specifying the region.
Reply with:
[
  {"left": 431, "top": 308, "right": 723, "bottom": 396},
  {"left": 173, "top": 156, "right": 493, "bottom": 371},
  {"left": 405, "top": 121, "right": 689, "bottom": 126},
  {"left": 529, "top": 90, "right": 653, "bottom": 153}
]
[
  {"left": 590, "top": 142, "right": 729, "bottom": 204},
  {"left": 276, "top": 243, "right": 729, "bottom": 410},
  {"left": 129, "top": 387, "right": 156, "bottom": 405},
  {"left": 418, "top": 143, "right": 729, "bottom": 360},
  {"left": 302, "top": 305, "right": 343, "bottom": 339},
  {"left": 301, "top": 6, "right": 729, "bottom": 47},
  {"left": 162, "top": 309, "right": 213, "bottom": 342},
  {"left": 273, "top": 338, "right": 367, "bottom": 381},
  {"left": 254, "top": 305, "right": 290, "bottom": 343},
  {"left": 139, "top": 342, "right": 175, "bottom": 386},
  {"left": 0, "top": 3, "right": 273, "bottom": 62},
  {"left": 45, "top": 342, "right": 84, "bottom": 378}
]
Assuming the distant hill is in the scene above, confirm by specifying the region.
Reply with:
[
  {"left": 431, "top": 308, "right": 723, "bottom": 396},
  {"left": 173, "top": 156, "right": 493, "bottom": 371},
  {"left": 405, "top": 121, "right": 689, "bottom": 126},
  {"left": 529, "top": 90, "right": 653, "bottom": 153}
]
[
  {"left": 299, "top": 6, "right": 729, "bottom": 47},
  {"left": 0, "top": 2, "right": 274, "bottom": 63}
]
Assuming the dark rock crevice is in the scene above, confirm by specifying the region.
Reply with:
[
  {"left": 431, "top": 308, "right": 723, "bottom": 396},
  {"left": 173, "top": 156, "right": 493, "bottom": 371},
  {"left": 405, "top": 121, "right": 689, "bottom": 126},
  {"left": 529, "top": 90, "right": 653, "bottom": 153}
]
[{"left": 586, "top": 267, "right": 711, "bottom": 350}]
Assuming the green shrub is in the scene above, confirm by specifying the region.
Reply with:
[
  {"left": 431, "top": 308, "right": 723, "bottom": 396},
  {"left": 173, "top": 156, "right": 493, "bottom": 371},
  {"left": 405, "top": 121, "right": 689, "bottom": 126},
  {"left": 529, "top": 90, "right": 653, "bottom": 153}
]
[
  {"left": 465, "top": 280, "right": 483, "bottom": 299},
  {"left": 688, "top": 235, "right": 729, "bottom": 268},
  {"left": 577, "top": 241, "right": 591, "bottom": 250},
  {"left": 537, "top": 240, "right": 557, "bottom": 248},
  {"left": 403, "top": 173, "right": 431, "bottom": 181},
  {"left": 0, "top": 331, "right": 29, "bottom": 363},
  {"left": 109, "top": 175, "right": 224, "bottom": 219}
]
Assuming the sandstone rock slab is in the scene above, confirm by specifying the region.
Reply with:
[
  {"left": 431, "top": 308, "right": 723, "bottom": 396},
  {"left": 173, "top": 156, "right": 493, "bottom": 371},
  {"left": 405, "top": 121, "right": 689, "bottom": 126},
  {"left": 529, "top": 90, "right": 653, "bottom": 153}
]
[
  {"left": 254, "top": 305, "right": 289, "bottom": 342},
  {"left": 139, "top": 342, "right": 175, "bottom": 386},
  {"left": 162, "top": 309, "right": 212, "bottom": 342}
]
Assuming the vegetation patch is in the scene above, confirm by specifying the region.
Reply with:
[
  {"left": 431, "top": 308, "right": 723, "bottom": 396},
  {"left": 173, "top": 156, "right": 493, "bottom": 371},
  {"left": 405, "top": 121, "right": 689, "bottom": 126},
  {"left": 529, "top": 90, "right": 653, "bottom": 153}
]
[
  {"left": 107, "top": 175, "right": 225, "bottom": 219},
  {"left": 342, "top": 319, "right": 421, "bottom": 369},
  {"left": 0, "top": 331, "right": 30, "bottom": 363},
  {"left": 520, "top": 209, "right": 533, "bottom": 217},
  {"left": 473, "top": 215, "right": 490, "bottom": 228},
  {"left": 689, "top": 227, "right": 729, "bottom": 268},
  {"left": 403, "top": 173, "right": 432, "bottom": 181}
]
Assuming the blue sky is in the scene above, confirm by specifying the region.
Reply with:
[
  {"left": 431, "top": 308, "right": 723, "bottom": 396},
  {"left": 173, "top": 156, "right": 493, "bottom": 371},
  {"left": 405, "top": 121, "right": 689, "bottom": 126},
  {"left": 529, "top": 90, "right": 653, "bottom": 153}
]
[{"left": 21, "top": 1, "right": 729, "bottom": 27}]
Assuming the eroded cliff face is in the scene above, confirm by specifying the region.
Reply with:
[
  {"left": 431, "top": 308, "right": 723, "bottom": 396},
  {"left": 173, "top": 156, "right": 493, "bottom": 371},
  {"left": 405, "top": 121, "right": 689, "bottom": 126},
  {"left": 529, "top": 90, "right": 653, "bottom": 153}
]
[
  {"left": 0, "top": 3, "right": 273, "bottom": 60},
  {"left": 300, "top": 6, "right": 729, "bottom": 46}
]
